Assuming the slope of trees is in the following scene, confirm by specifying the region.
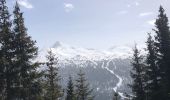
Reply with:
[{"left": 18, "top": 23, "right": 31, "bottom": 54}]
[
  {"left": 66, "top": 76, "right": 75, "bottom": 100},
  {"left": 130, "top": 45, "right": 146, "bottom": 100},
  {"left": 0, "top": 0, "right": 42, "bottom": 99},
  {"left": 75, "top": 70, "right": 94, "bottom": 100},
  {"left": 0, "top": 0, "right": 16, "bottom": 99},
  {"left": 13, "top": 2, "right": 42, "bottom": 99},
  {"left": 145, "top": 33, "right": 161, "bottom": 100},
  {"left": 1, "top": 0, "right": 170, "bottom": 100},
  {"left": 130, "top": 6, "right": 170, "bottom": 100},
  {"left": 43, "top": 50, "right": 63, "bottom": 100},
  {"left": 153, "top": 6, "right": 170, "bottom": 100}
]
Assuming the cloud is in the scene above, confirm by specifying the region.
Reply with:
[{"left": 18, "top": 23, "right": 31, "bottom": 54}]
[
  {"left": 64, "top": 3, "right": 74, "bottom": 12},
  {"left": 127, "top": 1, "right": 140, "bottom": 8},
  {"left": 147, "top": 19, "right": 156, "bottom": 26},
  {"left": 117, "top": 10, "right": 128, "bottom": 15},
  {"left": 139, "top": 12, "right": 154, "bottom": 17},
  {"left": 127, "top": 4, "right": 131, "bottom": 8},
  {"left": 135, "top": 2, "right": 139, "bottom": 6},
  {"left": 17, "top": 0, "right": 33, "bottom": 9}
]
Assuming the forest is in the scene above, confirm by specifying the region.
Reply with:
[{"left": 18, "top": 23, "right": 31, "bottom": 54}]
[{"left": 0, "top": 0, "right": 170, "bottom": 100}]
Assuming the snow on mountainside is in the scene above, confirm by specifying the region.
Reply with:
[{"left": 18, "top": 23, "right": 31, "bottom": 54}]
[
  {"left": 38, "top": 41, "right": 144, "bottom": 100},
  {"left": 39, "top": 41, "right": 134, "bottom": 62}
]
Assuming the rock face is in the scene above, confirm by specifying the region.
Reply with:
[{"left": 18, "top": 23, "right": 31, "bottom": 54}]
[{"left": 38, "top": 41, "right": 133, "bottom": 100}]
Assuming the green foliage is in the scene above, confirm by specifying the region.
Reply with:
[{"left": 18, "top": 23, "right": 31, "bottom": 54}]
[
  {"left": 153, "top": 6, "right": 170, "bottom": 100},
  {"left": 0, "top": 0, "right": 17, "bottom": 99},
  {"left": 66, "top": 75, "right": 75, "bottom": 100},
  {"left": 112, "top": 92, "right": 121, "bottom": 100},
  {"left": 0, "top": 0, "right": 41, "bottom": 99},
  {"left": 130, "top": 6, "right": 170, "bottom": 100},
  {"left": 145, "top": 33, "right": 161, "bottom": 100},
  {"left": 13, "top": 2, "right": 41, "bottom": 99},
  {"left": 75, "top": 70, "right": 94, "bottom": 100},
  {"left": 12, "top": 2, "right": 42, "bottom": 99},
  {"left": 130, "top": 45, "right": 146, "bottom": 100},
  {"left": 43, "top": 50, "right": 63, "bottom": 100}
]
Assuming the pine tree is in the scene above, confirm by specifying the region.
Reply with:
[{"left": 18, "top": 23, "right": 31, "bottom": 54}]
[
  {"left": 130, "top": 45, "right": 146, "bottom": 100},
  {"left": 153, "top": 6, "right": 170, "bottom": 99},
  {"left": 145, "top": 33, "right": 161, "bottom": 100},
  {"left": 13, "top": 2, "right": 41, "bottom": 99},
  {"left": 66, "top": 75, "right": 75, "bottom": 100},
  {"left": 112, "top": 92, "right": 120, "bottom": 100},
  {"left": 44, "top": 50, "right": 63, "bottom": 100},
  {"left": 75, "top": 70, "right": 94, "bottom": 100},
  {"left": 0, "top": 0, "right": 16, "bottom": 99}
]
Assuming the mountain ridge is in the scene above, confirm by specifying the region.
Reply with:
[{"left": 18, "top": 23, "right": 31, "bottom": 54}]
[
  {"left": 38, "top": 41, "right": 143, "bottom": 100},
  {"left": 39, "top": 41, "right": 136, "bottom": 62}
]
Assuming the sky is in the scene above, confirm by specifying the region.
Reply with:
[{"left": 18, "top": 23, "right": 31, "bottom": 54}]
[{"left": 7, "top": 0, "right": 170, "bottom": 50}]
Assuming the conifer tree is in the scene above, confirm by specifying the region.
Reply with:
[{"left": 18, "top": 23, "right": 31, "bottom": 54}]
[
  {"left": 153, "top": 6, "right": 170, "bottom": 99},
  {"left": 66, "top": 75, "right": 75, "bottom": 100},
  {"left": 145, "top": 33, "right": 161, "bottom": 100},
  {"left": 130, "top": 45, "right": 146, "bottom": 100},
  {"left": 0, "top": 0, "right": 16, "bottom": 99},
  {"left": 13, "top": 2, "right": 41, "bottom": 99},
  {"left": 44, "top": 50, "right": 63, "bottom": 100},
  {"left": 112, "top": 92, "right": 120, "bottom": 100},
  {"left": 75, "top": 70, "right": 94, "bottom": 100}
]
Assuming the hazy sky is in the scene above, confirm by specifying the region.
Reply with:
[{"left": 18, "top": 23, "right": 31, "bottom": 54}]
[{"left": 8, "top": 0, "right": 170, "bottom": 49}]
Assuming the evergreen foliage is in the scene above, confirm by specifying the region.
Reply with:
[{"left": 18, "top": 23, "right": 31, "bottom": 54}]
[
  {"left": 0, "top": 0, "right": 16, "bottom": 99},
  {"left": 75, "top": 70, "right": 94, "bottom": 100},
  {"left": 145, "top": 33, "right": 161, "bottom": 100},
  {"left": 153, "top": 6, "right": 170, "bottom": 100},
  {"left": 112, "top": 92, "right": 120, "bottom": 100},
  {"left": 0, "top": 1, "right": 41, "bottom": 99},
  {"left": 13, "top": 2, "right": 42, "bottom": 99},
  {"left": 1, "top": 0, "right": 170, "bottom": 100},
  {"left": 130, "top": 45, "right": 146, "bottom": 100},
  {"left": 130, "top": 6, "right": 170, "bottom": 100},
  {"left": 44, "top": 50, "right": 63, "bottom": 100},
  {"left": 66, "top": 75, "right": 75, "bottom": 100}
]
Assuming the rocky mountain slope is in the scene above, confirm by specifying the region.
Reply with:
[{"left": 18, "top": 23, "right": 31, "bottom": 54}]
[{"left": 38, "top": 41, "right": 136, "bottom": 100}]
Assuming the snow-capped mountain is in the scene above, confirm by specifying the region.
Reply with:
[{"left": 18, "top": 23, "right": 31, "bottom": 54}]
[
  {"left": 38, "top": 41, "right": 136, "bottom": 100},
  {"left": 39, "top": 41, "right": 133, "bottom": 61}
]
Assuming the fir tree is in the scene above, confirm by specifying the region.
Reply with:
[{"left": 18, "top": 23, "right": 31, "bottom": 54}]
[
  {"left": 130, "top": 45, "right": 146, "bottom": 100},
  {"left": 153, "top": 6, "right": 170, "bottom": 99},
  {"left": 13, "top": 2, "right": 41, "bottom": 99},
  {"left": 0, "top": 0, "right": 16, "bottom": 99},
  {"left": 66, "top": 75, "right": 75, "bottom": 100},
  {"left": 112, "top": 92, "right": 120, "bottom": 100},
  {"left": 145, "top": 33, "right": 161, "bottom": 100},
  {"left": 75, "top": 70, "right": 94, "bottom": 100},
  {"left": 44, "top": 50, "right": 63, "bottom": 100}
]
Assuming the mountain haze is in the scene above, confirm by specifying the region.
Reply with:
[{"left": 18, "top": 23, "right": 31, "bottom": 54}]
[{"left": 38, "top": 41, "right": 135, "bottom": 100}]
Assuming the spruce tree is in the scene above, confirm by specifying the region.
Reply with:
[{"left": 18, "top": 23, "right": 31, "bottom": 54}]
[
  {"left": 153, "top": 6, "right": 170, "bottom": 99},
  {"left": 145, "top": 33, "right": 161, "bottom": 100},
  {"left": 66, "top": 75, "right": 75, "bottom": 100},
  {"left": 13, "top": 2, "right": 41, "bottom": 99},
  {"left": 0, "top": 0, "right": 16, "bottom": 99},
  {"left": 112, "top": 92, "right": 120, "bottom": 100},
  {"left": 130, "top": 45, "right": 146, "bottom": 100},
  {"left": 75, "top": 70, "right": 94, "bottom": 100},
  {"left": 44, "top": 50, "right": 63, "bottom": 100}
]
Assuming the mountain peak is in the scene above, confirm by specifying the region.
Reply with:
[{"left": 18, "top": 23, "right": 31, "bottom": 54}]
[{"left": 52, "top": 41, "right": 62, "bottom": 48}]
